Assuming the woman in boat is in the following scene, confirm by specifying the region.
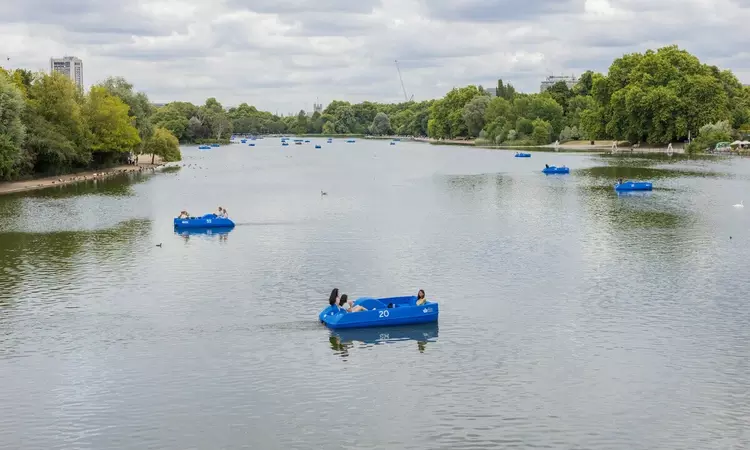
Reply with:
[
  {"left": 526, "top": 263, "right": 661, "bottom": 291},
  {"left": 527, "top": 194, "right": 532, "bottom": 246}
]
[
  {"left": 416, "top": 289, "right": 427, "bottom": 306},
  {"left": 339, "top": 293, "right": 367, "bottom": 312},
  {"left": 178, "top": 210, "right": 190, "bottom": 219},
  {"left": 329, "top": 288, "right": 340, "bottom": 308},
  {"left": 215, "top": 206, "right": 224, "bottom": 217},
  {"left": 339, "top": 294, "right": 351, "bottom": 312}
]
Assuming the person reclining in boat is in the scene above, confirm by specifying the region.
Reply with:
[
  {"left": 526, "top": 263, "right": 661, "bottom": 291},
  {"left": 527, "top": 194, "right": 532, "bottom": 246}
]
[
  {"left": 416, "top": 289, "right": 427, "bottom": 306},
  {"left": 215, "top": 206, "right": 224, "bottom": 217},
  {"left": 341, "top": 294, "right": 367, "bottom": 312},
  {"left": 178, "top": 210, "right": 190, "bottom": 219},
  {"left": 329, "top": 288, "right": 340, "bottom": 309}
]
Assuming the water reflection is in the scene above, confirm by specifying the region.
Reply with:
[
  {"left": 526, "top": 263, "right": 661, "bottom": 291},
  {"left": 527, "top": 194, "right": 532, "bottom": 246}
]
[
  {"left": 0, "top": 219, "right": 149, "bottom": 303},
  {"left": 579, "top": 164, "right": 727, "bottom": 181},
  {"left": 328, "top": 323, "right": 439, "bottom": 357},
  {"left": 175, "top": 227, "right": 233, "bottom": 243}
]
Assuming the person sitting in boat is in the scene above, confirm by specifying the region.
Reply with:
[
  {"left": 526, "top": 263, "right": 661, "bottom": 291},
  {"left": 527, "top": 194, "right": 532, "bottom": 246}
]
[
  {"left": 416, "top": 289, "right": 427, "bottom": 306},
  {"left": 215, "top": 206, "right": 224, "bottom": 217},
  {"left": 178, "top": 210, "right": 190, "bottom": 219},
  {"left": 221, "top": 208, "right": 228, "bottom": 218},
  {"left": 329, "top": 288, "right": 340, "bottom": 308},
  {"left": 545, "top": 164, "right": 549, "bottom": 168},
  {"left": 617, "top": 178, "right": 623, "bottom": 185},
  {"left": 340, "top": 293, "right": 367, "bottom": 312}
]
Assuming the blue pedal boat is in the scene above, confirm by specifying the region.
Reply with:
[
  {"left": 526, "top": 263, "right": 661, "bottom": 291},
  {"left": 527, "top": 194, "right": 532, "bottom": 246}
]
[
  {"left": 174, "top": 214, "right": 235, "bottom": 229},
  {"left": 515, "top": 152, "right": 531, "bottom": 157},
  {"left": 198, "top": 145, "right": 211, "bottom": 150},
  {"left": 542, "top": 165, "right": 570, "bottom": 174},
  {"left": 319, "top": 295, "right": 439, "bottom": 330},
  {"left": 615, "top": 181, "right": 652, "bottom": 191}
]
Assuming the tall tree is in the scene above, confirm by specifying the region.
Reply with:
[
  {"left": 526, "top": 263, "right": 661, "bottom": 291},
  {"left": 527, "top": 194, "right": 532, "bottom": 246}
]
[
  {"left": 83, "top": 86, "right": 141, "bottom": 153},
  {"left": 0, "top": 72, "right": 26, "bottom": 179}
]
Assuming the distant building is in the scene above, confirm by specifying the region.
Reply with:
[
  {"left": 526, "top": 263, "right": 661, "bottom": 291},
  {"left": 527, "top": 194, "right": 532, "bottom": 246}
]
[
  {"left": 540, "top": 75, "right": 578, "bottom": 93},
  {"left": 313, "top": 102, "right": 322, "bottom": 114},
  {"left": 480, "top": 85, "right": 497, "bottom": 97},
  {"left": 50, "top": 56, "right": 83, "bottom": 90}
]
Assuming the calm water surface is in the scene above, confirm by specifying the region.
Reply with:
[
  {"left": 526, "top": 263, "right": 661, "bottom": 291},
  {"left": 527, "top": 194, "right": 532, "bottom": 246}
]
[{"left": 1, "top": 139, "right": 749, "bottom": 449}]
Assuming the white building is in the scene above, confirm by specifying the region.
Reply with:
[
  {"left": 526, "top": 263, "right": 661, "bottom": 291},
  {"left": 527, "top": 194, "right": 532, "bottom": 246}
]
[
  {"left": 540, "top": 75, "right": 578, "bottom": 92},
  {"left": 50, "top": 56, "right": 83, "bottom": 90}
]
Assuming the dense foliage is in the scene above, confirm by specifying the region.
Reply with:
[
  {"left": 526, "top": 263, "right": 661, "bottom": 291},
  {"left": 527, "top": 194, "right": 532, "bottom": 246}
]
[
  {"left": 0, "top": 68, "right": 181, "bottom": 181},
  {"left": 158, "top": 46, "right": 748, "bottom": 152}
]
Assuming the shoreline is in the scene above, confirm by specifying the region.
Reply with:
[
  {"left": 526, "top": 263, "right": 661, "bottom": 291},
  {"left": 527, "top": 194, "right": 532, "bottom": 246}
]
[{"left": 0, "top": 155, "right": 165, "bottom": 196}]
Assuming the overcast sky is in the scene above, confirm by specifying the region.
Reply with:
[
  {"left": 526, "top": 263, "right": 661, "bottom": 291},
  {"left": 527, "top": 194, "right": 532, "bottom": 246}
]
[{"left": 1, "top": 0, "right": 749, "bottom": 114}]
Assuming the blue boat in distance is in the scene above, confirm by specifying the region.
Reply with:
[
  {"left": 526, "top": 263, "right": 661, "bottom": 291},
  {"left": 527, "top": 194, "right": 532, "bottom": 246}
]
[
  {"left": 240, "top": 139, "right": 247, "bottom": 143},
  {"left": 174, "top": 214, "right": 235, "bottom": 229},
  {"left": 390, "top": 141, "right": 396, "bottom": 145},
  {"left": 282, "top": 142, "right": 289, "bottom": 146},
  {"left": 346, "top": 139, "right": 356, "bottom": 143},
  {"left": 615, "top": 180, "right": 652, "bottom": 191},
  {"left": 315, "top": 145, "right": 321, "bottom": 149},
  {"left": 319, "top": 295, "right": 438, "bottom": 330},
  {"left": 515, "top": 152, "right": 531, "bottom": 157},
  {"left": 542, "top": 165, "right": 570, "bottom": 174},
  {"left": 198, "top": 145, "right": 211, "bottom": 150}
]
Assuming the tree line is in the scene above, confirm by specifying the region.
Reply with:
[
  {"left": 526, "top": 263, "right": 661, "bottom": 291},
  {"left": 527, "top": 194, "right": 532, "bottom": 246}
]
[
  {"left": 2, "top": 45, "right": 746, "bottom": 182},
  {"left": 0, "top": 69, "right": 181, "bottom": 181},
  {"left": 152, "top": 46, "right": 750, "bottom": 153}
]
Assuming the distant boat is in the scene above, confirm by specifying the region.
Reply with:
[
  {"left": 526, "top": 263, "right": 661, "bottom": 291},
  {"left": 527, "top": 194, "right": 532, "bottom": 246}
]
[
  {"left": 210, "top": 143, "right": 220, "bottom": 147},
  {"left": 315, "top": 145, "right": 322, "bottom": 149},
  {"left": 304, "top": 140, "right": 311, "bottom": 143},
  {"left": 390, "top": 142, "right": 396, "bottom": 145},
  {"left": 249, "top": 143, "right": 255, "bottom": 147},
  {"left": 198, "top": 145, "right": 211, "bottom": 150},
  {"left": 346, "top": 139, "right": 356, "bottom": 143},
  {"left": 240, "top": 139, "right": 247, "bottom": 143},
  {"left": 282, "top": 142, "right": 289, "bottom": 146}
]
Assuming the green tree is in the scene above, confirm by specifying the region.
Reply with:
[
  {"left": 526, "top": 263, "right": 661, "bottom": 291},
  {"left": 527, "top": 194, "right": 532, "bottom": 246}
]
[
  {"left": 151, "top": 104, "right": 190, "bottom": 141},
  {"left": 531, "top": 118, "right": 553, "bottom": 145},
  {"left": 144, "top": 127, "right": 182, "bottom": 163},
  {"left": 83, "top": 86, "right": 141, "bottom": 153},
  {"left": 545, "top": 81, "right": 573, "bottom": 113},
  {"left": 686, "top": 120, "right": 732, "bottom": 153},
  {"left": 428, "top": 85, "right": 481, "bottom": 138},
  {"left": 25, "top": 72, "right": 90, "bottom": 169},
  {"left": 369, "top": 112, "right": 391, "bottom": 135},
  {"left": 496, "top": 79, "right": 516, "bottom": 101},
  {"left": 0, "top": 72, "right": 26, "bottom": 179},
  {"left": 515, "top": 117, "right": 534, "bottom": 137},
  {"left": 98, "top": 77, "right": 153, "bottom": 150},
  {"left": 462, "top": 95, "right": 490, "bottom": 137}
]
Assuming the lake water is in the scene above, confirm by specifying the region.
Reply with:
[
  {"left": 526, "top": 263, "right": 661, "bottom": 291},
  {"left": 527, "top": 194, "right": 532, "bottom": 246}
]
[{"left": 1, "top": 139, "right": 749, "bottom": 449}]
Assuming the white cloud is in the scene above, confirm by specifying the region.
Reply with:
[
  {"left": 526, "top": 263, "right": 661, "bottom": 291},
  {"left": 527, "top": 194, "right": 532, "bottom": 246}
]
[{"left": 1, "top": 0, "right": 749, "bottom": 114}]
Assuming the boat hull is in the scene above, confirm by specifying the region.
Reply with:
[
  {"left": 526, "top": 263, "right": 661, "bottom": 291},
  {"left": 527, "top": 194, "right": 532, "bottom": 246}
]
[
  {"left": 319, "top": 296, "right": 439, "bottom": 330},
  {"left": 615, "top": 181, "right": 652, "bottom": 191},
  {"left": 542, "top": 166, "right": 569, "bottom": 174},
  {"left": 515, "top": 153, "right": 531, "bottom": 157},
  {"left": 174, "top": 214, "right": 235, "bottom": 229}
]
